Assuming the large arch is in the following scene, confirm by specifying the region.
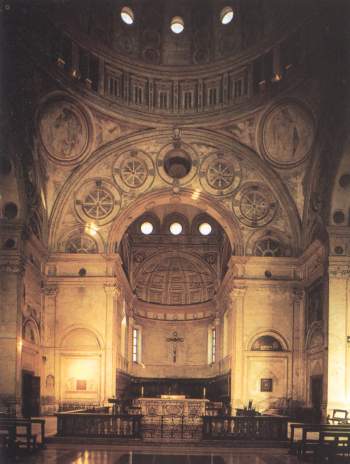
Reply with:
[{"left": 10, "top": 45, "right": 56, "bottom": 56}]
[{"left": 48, "top": 128, "right": 302, "bottom": 255}]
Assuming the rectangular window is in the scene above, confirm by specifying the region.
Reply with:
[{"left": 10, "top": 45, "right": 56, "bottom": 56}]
[
  {"left": 211, "top": 328, "right": 216, "bottom": 363},
  {"left": 132, "top": 328, "right": 139, "bottom": 363},
  {"left": 209, "top": 87, "right": 217, "bottom": 106},
  {"left": 133, "top": 86, "right": 143, "bottom": 105},
  {"left": 184, "top": 91, "right": 193, "bottom": 110},
  {"left": 159, "top": 91, "right": 168, "bottom": 110}
]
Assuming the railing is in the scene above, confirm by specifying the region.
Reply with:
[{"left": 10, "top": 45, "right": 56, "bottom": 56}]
[
  {"left": 56, "top": 411, "right": 287, "bottom": 442},
  {"left": 142, "top": 416, "right": 202, "bottom": 441},
  {"left": 56, "top": 413, "right": 141, "bottom": 438},
  {"left": 202, "top": 415, "right": 288, "bottom": 441}
]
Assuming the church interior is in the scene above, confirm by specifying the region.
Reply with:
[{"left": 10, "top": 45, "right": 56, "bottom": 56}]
[{"left": 0, "top": 0, "right": 350, "bottom": 461}]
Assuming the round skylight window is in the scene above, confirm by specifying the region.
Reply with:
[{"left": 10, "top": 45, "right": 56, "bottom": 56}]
[
  {"left": 220, "top": 6, "right": 234, "bottom": 25},
  {"left": 199, "top": 222, "right": 212, "bottom": 236},
  {"left": 121, "top": 6, "right": 134, "bottom": 25},
  {"left": 141, "top": 221, "right": 154, "bottom": 235},
  {"left": 170, "top": 16, "right": 184, "bottom": 34},
  {"left": 169, "top": 222, "right": 183, "bottom": 235}
]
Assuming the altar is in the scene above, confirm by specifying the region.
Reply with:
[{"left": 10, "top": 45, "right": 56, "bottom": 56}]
[{"left": 135, "top": 396, "right": 208, "bottom": 417}]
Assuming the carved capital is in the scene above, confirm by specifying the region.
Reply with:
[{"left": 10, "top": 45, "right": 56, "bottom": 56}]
[
  {"left": 0, "top": 261, "right": 25, "bottom": 275},
  {"left": 104, "top": 284, "right": 121, "bottom": 297},
  {"left": 229, "top": 286, "right": 247, "bottom": 300},
  {"left": 329, "top": 264, "right": 350, "bottom": 279},
  {"left": 292, "top": 287, "right": 305, "bottom": 304},
  {"left": 42, "top": 286, "right": 58, "bottom": 297}
]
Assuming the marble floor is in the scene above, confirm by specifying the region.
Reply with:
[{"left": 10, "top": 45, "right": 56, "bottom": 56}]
[{"left": 0, "top": 444, "right": 302, "bottom": 464}]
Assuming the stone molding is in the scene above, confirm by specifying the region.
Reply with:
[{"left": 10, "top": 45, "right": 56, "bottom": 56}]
[{"left": 104, "top": 284, "right": 121, "bottom": 297}]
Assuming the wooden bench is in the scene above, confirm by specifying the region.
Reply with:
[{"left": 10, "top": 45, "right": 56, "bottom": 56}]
[
  {"left": 0, "top": 419, "right": 37, "bottom": 450},
  {"left": 0, "top": 417, "right": 45, "bottom": 450},
  {"left": 289, "top": 423, "right": 350, "bottom": 459},
  {"left": 315, "top": 430, "right": 350, "bottom": 462}
]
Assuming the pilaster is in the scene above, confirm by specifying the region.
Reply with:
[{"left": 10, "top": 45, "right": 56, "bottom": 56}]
[
  {"left": 104, "top": 284, "right": 121, "bottom": 401},
  {"left": 327, "top": 257, "right": 350, "bottom": 413},
  {"left": 229, "top": 286, "right": 247, "bottom": 410}
]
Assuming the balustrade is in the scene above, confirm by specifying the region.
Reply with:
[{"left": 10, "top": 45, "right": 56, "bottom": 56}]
[
  {"left": 56, "top": 413, "right": 141, "bottom": 438},
  {"left": 202, "top": 415, "right": 288, "bottom": 441}
]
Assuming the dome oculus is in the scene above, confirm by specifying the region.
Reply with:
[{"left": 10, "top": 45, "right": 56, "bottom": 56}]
[
  {"left": 220, "top": 6, "right": 234, "bottom": 25},
  {"left": 170, "top": 16, "right": 184, "bottom": 34},
  {"left": 141, "top": 221, "right": 154, "bottom": 235},
  {"left": 199, "top": 222, "right": 212, "bottom": 236},
  {"left": 121, "top": 6, "right": 134, "bottom": 25},
  {"left": 169, "top": 222, "right": 183, "bottom": 235}
]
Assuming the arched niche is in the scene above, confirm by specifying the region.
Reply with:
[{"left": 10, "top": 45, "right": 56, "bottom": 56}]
[
  {"left": 60, "top": 327, "right": 102, "bottom": 351},
  {"left": 251, "top": 335, "right": 283, "bottom": 352},
  {"left": 248, "top": 330, "right": 288, "bottom": 352},
  {"left": 23, "top": 319, "right": 40, "bottom": 345},
  {"left": 59, "top": 327, "right": 103, "bottom": 403}
]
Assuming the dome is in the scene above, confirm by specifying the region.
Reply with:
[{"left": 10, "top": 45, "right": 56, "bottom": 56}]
[{"left": 134, "top": 254, "right": 216, "bottom": 305}]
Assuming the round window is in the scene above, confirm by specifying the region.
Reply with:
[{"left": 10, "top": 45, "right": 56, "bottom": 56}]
[
  {"left": 141, "top": 221, "right": 154, "bottom": 235},
  {"left": 169, "top": 222, "right": 183, "bottom": 235}
]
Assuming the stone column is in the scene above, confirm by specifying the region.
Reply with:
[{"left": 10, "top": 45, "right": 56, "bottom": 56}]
[
  {"left": 42, "top": 285, "right": 59, "bottom": 411},
  {"left": 104, "top": 284, "right": 120, "bottom": 401},
  {"left": 230, "top": 286, "right": 247, "bottom": 410},
  {"left": 291, "top": 288, "right": 305, "bottom": 403},
  {"left": 327, "top": 258, "right": 350, "bottom": 413}
]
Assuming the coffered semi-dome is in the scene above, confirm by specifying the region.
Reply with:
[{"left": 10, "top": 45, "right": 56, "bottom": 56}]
[{"left": 134, "top": 254, "right": 217, "bottom": 306}]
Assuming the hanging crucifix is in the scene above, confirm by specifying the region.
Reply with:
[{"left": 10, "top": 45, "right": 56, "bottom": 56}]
[{"left": 166, "top": 331, "right": 184, "bottom": 363}]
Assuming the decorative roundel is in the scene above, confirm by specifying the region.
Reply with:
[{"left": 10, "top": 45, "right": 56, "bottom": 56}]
[
  {"left": 157, "top": 144, "right": 198, "bottom": 186},
  {"left": 232, "top": 184, "right": 278, "bottom": 227},
  {"left": 113, "top": 150, "right": 155, "bottom": 193},
  {"left": 199, "top": 153, "right": 241, "bottom": 196},
  {"left": 259, "top": 100, "right": 315, "bottom": 168},
  {"left": 75, "top": 179, "right": 121, "bottom": 226},
  {"left": 82, "top": 187, "right": 114, "bottom": 220},
  {"left": 38, "top": 98, "right": 91, "bottom": 164}
]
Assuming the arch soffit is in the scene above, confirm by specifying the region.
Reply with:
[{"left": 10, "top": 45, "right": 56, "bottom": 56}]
[
  {"left": 247, "top": 329, "right": 289, "bottom": 352},
  {"left": 59, "top": 324, "right": 104, "bottom": 350},
  {"left": 48, "top": 128, "right": 301, "bottom": 252},
  {"left": 132, "top": 249, "right": 217, "bottom": 283}
]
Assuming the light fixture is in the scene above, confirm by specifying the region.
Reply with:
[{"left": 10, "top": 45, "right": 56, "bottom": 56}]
[
  {"left": 121, "top": 6, "right": 134, "bottom": 25},
  {"left": 199, "top": 222, "right": 212, "bottom": 236},
  {"left": 170, "top": 16, "right": 184, "bottom": 34},
  {"left": 141, "top": 221, "right": 153, "bottom": 235},
  {"left": 169, "top": 222, "right": 183, "bottom": 235},
  {"left": 220, "top": 6, "right": 234, "bottom": 25},
  {"left": 85, "top": 223, "right": 98, "bottom": 236}
]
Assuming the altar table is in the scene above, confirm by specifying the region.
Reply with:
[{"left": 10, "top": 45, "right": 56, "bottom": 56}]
[{"left": 134, "top": 397, "right": 208, "bottom": 417}]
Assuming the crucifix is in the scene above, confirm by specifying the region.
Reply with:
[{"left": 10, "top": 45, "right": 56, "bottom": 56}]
[{"left": 166, "top": 331, "right": 184, "bottom": 363}]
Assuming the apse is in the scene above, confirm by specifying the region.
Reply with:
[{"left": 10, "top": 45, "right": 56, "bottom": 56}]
[{"left": 120, "top": 204, "right": 232, "bottom": 306}]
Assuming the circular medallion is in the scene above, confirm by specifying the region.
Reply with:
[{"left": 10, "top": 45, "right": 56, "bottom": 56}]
[
  {"left": 65, "top": 234, "right": 98, "bottom": 254},
  {"left": 199, "top": 153, "right": 241, "bottom": 196},
  {"left": 38, "top": 99, "right": 90, "bottom": 163},
  {"left": 75, "top": 179, "right": 121, "bottom": 226},
  {"left": 113, "top": 150, "right": 154, "bottom": 193},
  {"left": 233, "top": 184, "right": 277, "bottom": 227},
  {"left": 260, "top": 101, "right": 315, "bottom": 168},
  {"left": 81, "top": 187, "right": 114, "bottom": 220},
  {"left": 157, "top": 143, "right": 198, "bottom": 186}
]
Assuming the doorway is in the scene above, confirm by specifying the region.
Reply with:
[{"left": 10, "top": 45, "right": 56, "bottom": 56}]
[
  {"left": 22, "top": 371, "right": 40, "bottom": 417},
  {"left": 310, "top": 375, "right": 323, "bottom": 422}
]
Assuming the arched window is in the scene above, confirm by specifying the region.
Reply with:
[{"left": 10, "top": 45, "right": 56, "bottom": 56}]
[{"left": 252, "top": 335, "right": 283, "bottom": 351}]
